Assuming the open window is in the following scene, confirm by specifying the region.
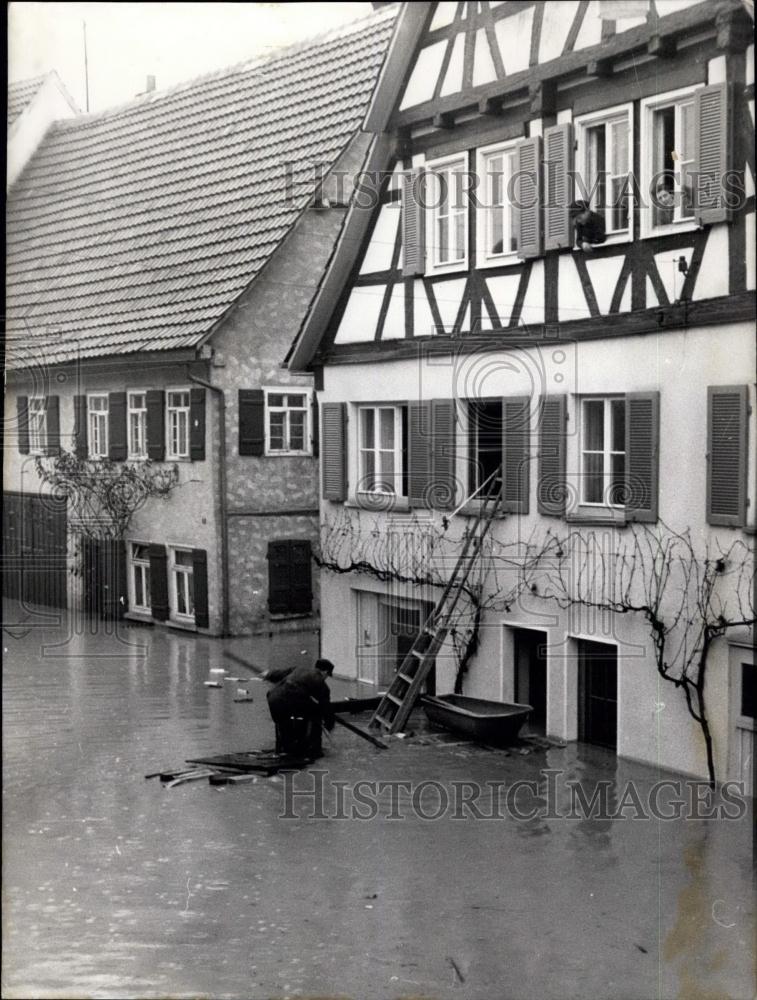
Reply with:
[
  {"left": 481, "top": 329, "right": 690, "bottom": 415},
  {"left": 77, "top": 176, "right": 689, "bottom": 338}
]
[
  {"left": 641, "top": 87, "right": 697, "bottom": 235},
  {"left": 128, "top": 542, "right": 152, "bottom": 613},
  {"left": 467, "top": 399, "right": 502, "bottom": 496},
  {"left": 575, "top": 104, "right": 633, "bottom": 241}
]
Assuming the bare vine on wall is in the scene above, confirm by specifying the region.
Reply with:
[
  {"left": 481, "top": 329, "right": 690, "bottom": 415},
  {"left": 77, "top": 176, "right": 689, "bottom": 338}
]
[
  {"left": 317, "top": 504, "right": 754, "bottom": 785},
  {"left": 35, "top": 450, "right": 179, "bottom": 541}
]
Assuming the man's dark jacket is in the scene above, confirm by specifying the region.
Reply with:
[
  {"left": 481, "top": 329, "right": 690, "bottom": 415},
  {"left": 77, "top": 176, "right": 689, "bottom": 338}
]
[{"left": 266, "top": 664, "right": 334, "bottom": 726}]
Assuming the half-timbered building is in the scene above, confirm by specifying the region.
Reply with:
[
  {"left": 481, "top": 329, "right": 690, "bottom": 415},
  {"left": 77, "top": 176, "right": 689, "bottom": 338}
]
[{"left": 289, "top": 0, "right": 755, "bottom": 784}]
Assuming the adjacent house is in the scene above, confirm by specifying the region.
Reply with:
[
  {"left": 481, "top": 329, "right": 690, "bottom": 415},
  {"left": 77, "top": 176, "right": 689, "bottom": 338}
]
[
  {"left": 4, "top": 6, "right": 397, "bottom": 636},
  {"left": 288, "top": 0, "right": 755, "bottom": 784}
]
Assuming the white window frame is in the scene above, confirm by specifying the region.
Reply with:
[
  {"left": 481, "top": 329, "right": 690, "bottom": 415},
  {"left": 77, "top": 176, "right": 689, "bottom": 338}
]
[
  {"left": 640, "top": 84, "right": 701, "bottom": 238},
  {"left": 579, "top": 396, "right": 626, "bottom": 509},
  {"left": 574, "top": 102, "right": 634, "bottom": 245},
  {"left": 128, "top": 541, "right": 152, "bottom": 614},
  {"left": 356, "top": 404, "right": 404, "bottom": 497},
  {"left": 169, "top": 546, "right": 195, "bottom": 621},
  {"left": 127, "top": 390, "right": 148, "bottom": 460},
  {"left": 264, "top": 387, "right": 312, "bottom": 456},
  {"left": 87, "top": 393, "right": 109, "bottom": 458},
  {"left": 28, "top": 397, "right": 47, "bottom": 455},
  {"left": 166, "top": 388, "right": 190, "bottom": 460},
  {"left": 476, "top": 140, "right": 520, "bottom": 267},
  {"left": 425, "top": 153, "right": 469, "bottom": 273}
]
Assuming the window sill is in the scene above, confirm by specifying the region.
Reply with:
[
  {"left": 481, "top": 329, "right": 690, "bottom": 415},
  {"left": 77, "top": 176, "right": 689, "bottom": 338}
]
[
  {"left": 565, "top": 508, "right": 629, "bottom": 527},
  {"left": 264, "top": 451, "right": 313, "bottom": 458},
  {"left": 427, "top": 259, "right": 468, "bottom": 277},
  {"left": 476, "top": 252, "right": 520, "bottom": 270},
  {"left": 124, "top": 610, "right": 153, "bottom": 625},
  {"left": 641, "top": 219, "right": 701, "bottom": 240},
  {"left": 269, "top": 611, "right": 312, "bottom": 621},
  {"left": 346, "top": 497, "right": 411, "bottom": 513},
  {"left": 456, "top": 502, "right": 508, "bottom": 519},
  {"left": 168, "top": 616, "right": 198, "bottom": 633}
]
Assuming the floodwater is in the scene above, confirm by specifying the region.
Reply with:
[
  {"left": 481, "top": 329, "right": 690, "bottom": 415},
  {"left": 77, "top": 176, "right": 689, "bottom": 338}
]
[{"left": 2, "top": 600, "right": 754, "bottom": 1000}]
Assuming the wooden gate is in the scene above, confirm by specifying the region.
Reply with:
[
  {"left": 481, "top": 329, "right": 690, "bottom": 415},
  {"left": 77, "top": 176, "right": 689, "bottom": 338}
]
[
  {"left": 81, "top": 536, "right": 128, "bottom": 620},
  {"left": 2, "top": 491, "right": 68, "bottom": 609}
]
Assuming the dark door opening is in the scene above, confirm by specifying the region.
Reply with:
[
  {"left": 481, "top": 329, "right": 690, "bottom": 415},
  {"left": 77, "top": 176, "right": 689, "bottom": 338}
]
[
  {"left": 579, "top": 639, "right": 618, "bottom": 750},
  {"left": 380, "top": 601, "right": 435, "bottom": 694},
  {"left": 513, "top": 629, "right": 547, "bottom": 734}
]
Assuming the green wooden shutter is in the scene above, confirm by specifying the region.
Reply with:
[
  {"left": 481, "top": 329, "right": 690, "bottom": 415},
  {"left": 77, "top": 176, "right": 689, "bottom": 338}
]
[
  {"left": 502, "top": 396, "right": 531, "bottom": 514},
  {"left": 707, "top": 385, "right": 748, "bottom": 527},
  {"left": 695, "top": 82, "right": 732, "bottom": 225},
  {"left": 516, "top": 136, "right": 543, "bottom": 259},
  {"left": 537, "top": 395, "right": 567, "bottom": 516},
  {"left": 321, "top": 402, "right": 348, "bottom": 501},
  {"left": 73, "top": 395, "right": 88, "bottom": 458},
  {"left": 149, "top": 543, "right": 169, "bottom": 620},
  {"left": 238, "top": 388, "right": 265, "bottom": 456},
  {"left": 146, "top": 390, "right": 165, "bottom": 461},
  {"left": 108, "top": 391, "right": 127, "bottom": 460},
  {"left": 625, "top": 391, "right": 660, "bottom": 523},
  {"left": 402, "top": 169, "right": 426, "bottom": 277},
  {"left": 45, "top": 395, "right": 61, "bottom": 456},
  {"left": 17, "top": 396, "right": 29, "bottom": 454},
  {"left": 192, "top": 548, "right": 209, "bottom": 627},
  {"left": 189, "top": 387, "right": 206, "bottom": 462},
  {"left": 430, "top": 399, "right": 457, "bottom": 509},
  {"left": 544, "top": 124, "right": 574, "bottom": 251},
  {"left": 408, "top": 401, "right": 432, "bottom": 507}
]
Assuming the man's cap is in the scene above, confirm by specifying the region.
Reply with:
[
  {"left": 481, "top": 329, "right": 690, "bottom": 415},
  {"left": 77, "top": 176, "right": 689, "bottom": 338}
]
[{"left": 315, "top": 658, "right": 335, "bottom": 675}]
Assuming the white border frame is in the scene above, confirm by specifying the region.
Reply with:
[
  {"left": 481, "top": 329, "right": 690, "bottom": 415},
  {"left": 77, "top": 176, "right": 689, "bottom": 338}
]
[
  {"left": 165, "top": 386, "right": 191, "bottom": 461},
  {"left": 355, "top": 403, "right": 405, "bottom": 498},
  {"left": 263, "top": 386, "right": 313, "bottom": 457},
  {"left": 127, "top": 540, "right": 152, "bottom": 614},
  {"left": 475, "top": 138, "right": 521, "bottom": 268},
  {"left": 168, "top": 545, "right": 195, "bottom": 622},
  {"left": 126, "top": 389, "right": 148, "bottom": 461},
  {"left": 87, "top": 392, "right": 109, "bottom": 459},
  {"left": 424, "top": 151, "right": 469, "bottom": 275}
]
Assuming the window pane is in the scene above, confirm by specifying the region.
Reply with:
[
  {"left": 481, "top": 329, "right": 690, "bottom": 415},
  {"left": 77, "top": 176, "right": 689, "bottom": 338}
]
[
  {"left": 611, "top": 119, "right": 629, "bottom": 174},
  {"left": 454, "top": 212, "right": 465, "bottom": 259},
  {"left": 379, "top": 449, "right": 395, "bottom": 489},
  {"left": 583, "top": 452, "right": 604, "bottom": 503},
  {"left": 490, "top": 207, "right": 503, "bottom": 255},
  {"left": 129, "top": 393, "right": 145, "bottom": 408},
  {"left": 175, "top": 550, "right": 193, "bottom": 566},
  {"left": 611, "top": 399, "right": 625, "bottom": 452},
  {"left": 680, "top": 162, "right": 695, "bottom": 219},
  {"left": 268, "top": 394, "right": 284, "bottom": 407},
  {"left": 610, "top": 453, "right": 625, "bottom": 506},
  {"left": 741, "top": 664, "right": 756, "bottom": 719},
  {"left": 438, "top": 216, "right": 448, "bottom": 262},
  {"left": 289, "top": 411, "right": 305, "bottom": 450},
  {"left": 187, "top": 574, "right": 194, "bottom": 615},
  {"left": 680, "top": 102, "right": 695, "bottom": 161},
  {"left": 286, "top": 394, "right": 305, "bottom": 407},
  {"left": 360, "top": 409, "right": 374, "bottom": 449},
  {"left": 610, "top": 177, "right": 629, "bottom": 231},
  {"left": 583, "top": 400, "right": 604, "bottom": 451},
  {"left": 379, "top": 409, "right": 394, "bottom": 450},
  {"left": 133, "top": 543, "right": 149, "bottom": 560},
  {"left": 361, "top": 450, "right": 375, "bottom": 489}
]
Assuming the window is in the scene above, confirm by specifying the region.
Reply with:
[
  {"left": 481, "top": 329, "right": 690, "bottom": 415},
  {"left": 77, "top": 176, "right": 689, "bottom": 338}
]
[
  {"left": 28, "top": 398, "right": 46, "bottom": 454},
  {"left": 129, "top": 543, "right": 151, "bottom": 612},
  {"left": 358, "top": 406, "right": 405, "bottom": 495},
  {"left": 642, "top": 87, "right": 697, "bottom": 234},
  {"left": 576, "top": 105, "right": 632, "bottom": 237},
  {"left": 581, "top": 398, "right": 625, "bottom": 506},
  {"left": 478, "top": 144, "right": 518, "bottom": 262},
  {"left": 467, "top": 400, "right": 502, "bottom": 496},
  {"left": 265, "top": 390, "right": 310, "bottom": 455},
  {"left": 127, "top": 392, "right": 147, "bottom": 459},
  {"left": 88, "top": 395, "right": 109, "bottom": 458},
  {"left": 741, "top": 664, "right": 756, "bottom": 720},
  {"left": 427, "top": 156, "right": 468, "bottom": 269},
  {"left": 170, "top": 548, "right": 194, "bottom": 618},
  {"left": 167, "top": 390, "right": 190, "bottom": 459}
]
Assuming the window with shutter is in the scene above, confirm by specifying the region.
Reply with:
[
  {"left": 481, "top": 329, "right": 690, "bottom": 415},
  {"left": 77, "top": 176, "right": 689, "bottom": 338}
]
[
  {"left": 321, "top": 402, "right": 348, "bottom": 501},
  {"left": 189, "top": 387, "right": 206, "bottom": 462},
  {"left": 695, "top": 82, "right": 733, "bottom": 225},
  {"left": 408, "top": 401, "right": 432, "bottom": 506},
  {"left": 108, "top": 391, "right": 127, "bottom": 461},
  {"left": 17, "top": 396, "right": 29, "bottom": 454},
  {"left": 544, "top": 123, "right": 574, "bottom": 251},
  {"left": 192, "top": 548, "right": 209, "bottom": 627},
  {"left": 575, "top": 104, "right": 632, "bottom": 238},
  {"left": 625, "top": 391, "right": 660, "bottom": 523},
  {"left": 267, "top": 539, "right": 312, "bottom": 615},
  {"left": 426, "top": 157, "right": 468, "bottom": 271},
  {"left": 538, "top": 395, "right": 567, "bottom": 516},
  {"left": 641, "top": 86, "right": 700, "bottom": 236},
  {"left": 707, "top": 385, "right": 748, "bottom": 527},
  {"left": 73, "top": 395, "right": 88, "bottom": 458},
  {"left": 88, "top": 394, "right": 109, "bottom": 458},
  {"left": 430, "top": 399, "right": 457, "bottom": 509},
  {"left": 148, "top": 543, "right": 169, "bottom": 621},
  {"left": 468, "top": 399, "right": 503, "bottom": 499},
  {"left": 238, "top": 389, "right": 265, "bottom": 456},
  {"left": 27, "top": 397, "right": 47, "bottom": 455},
  {"left": 516, "top": 136, "right": 543, "bottom": 259},
  {"left": 477, "top": 142, "right": 519, "bottom": 265},
  {"left": 146, "top": 390, "right": 165, "bottom": 461},
  {"left": 502, "top": 396, "right": 531, "bottom": 514},
  {"left": 45, "top": 395, "right": 60, "bottom": 456},
  {"left": 402, "top": 169, "right": 426, "bottom": 277}
]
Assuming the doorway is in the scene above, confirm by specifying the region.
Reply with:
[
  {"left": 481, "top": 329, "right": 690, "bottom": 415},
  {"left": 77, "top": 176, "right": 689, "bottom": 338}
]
[
  {"left": 379, "top": 598, "right": 435, "bottom": 693},
  {"left": 512, "top": 628, "right": 547, "bottom": 733},
  {"left": 578, "top": 639, "right": 618, "bottom": 750}
]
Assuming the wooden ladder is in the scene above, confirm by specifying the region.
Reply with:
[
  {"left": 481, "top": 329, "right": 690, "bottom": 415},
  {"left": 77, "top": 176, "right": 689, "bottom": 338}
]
[{"left": 369, "top": 470, "right": 503, "bottom": 735}]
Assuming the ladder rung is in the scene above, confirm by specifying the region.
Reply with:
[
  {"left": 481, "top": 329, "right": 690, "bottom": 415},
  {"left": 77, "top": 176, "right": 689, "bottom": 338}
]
[
  {"left": 385, "top": 693, "right": 402, "bottom": 705},
  {"left": 397, "top": 672, "right": 414, "bottom": 683}
]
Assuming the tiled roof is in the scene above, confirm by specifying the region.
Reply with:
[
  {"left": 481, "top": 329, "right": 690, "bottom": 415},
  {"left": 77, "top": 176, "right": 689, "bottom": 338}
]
[
  {"left": 5, "top": 6, "right": 397, "bottom": 370},
  {"left": 7, "top": 74, "right": 47, "bottom": 127}
]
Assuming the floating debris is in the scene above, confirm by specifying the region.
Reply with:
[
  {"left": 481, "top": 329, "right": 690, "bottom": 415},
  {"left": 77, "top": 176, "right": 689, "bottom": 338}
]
[{"left": 204, "top": 681, "right": 223, "bottom": 688}]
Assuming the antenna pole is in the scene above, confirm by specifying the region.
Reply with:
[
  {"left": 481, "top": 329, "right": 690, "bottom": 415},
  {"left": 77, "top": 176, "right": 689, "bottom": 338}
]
[{"left": 82, "top": 20, "right": 90, "bottom": 112}]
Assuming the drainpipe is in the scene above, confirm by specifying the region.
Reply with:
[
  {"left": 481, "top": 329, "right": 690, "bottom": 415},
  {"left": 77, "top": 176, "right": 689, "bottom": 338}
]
[{"left": 188, "top": 372, "right": 229, "bottom": 636}]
